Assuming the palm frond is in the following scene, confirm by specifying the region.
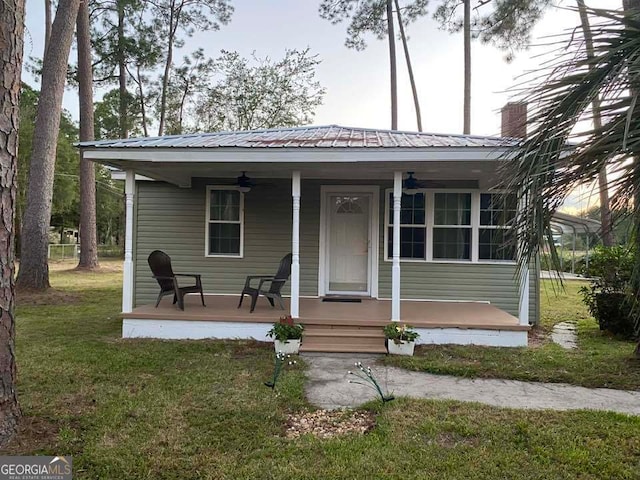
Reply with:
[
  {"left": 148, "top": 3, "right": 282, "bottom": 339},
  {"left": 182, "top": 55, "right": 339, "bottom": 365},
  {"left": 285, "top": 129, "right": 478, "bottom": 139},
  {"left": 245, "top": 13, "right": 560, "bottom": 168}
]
[{"left": 502, "top": 6, "right": 640, "bottom": 282}]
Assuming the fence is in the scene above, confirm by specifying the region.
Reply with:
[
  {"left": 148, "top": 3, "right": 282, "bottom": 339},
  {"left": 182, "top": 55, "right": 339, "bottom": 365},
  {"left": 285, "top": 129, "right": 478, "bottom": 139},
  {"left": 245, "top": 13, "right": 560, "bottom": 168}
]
[
  {"left": 97, "top": 245, "right": 124, "bottom": 258},
  {"left": 48, "top": 244, "right": 80, "bottom": 260},
  {"left": 47, "top": 244, "right": 124, "bottom": 260}
]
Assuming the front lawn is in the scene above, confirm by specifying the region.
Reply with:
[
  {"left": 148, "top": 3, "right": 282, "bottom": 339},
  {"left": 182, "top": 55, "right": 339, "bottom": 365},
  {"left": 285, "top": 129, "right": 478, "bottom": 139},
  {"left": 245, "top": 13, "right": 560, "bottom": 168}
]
[
  {"left": 384, "top": 280, "right": 640, "bottom": 390},
  {"left": 3, "top": 265, "right": 640, "bottom": 479}
]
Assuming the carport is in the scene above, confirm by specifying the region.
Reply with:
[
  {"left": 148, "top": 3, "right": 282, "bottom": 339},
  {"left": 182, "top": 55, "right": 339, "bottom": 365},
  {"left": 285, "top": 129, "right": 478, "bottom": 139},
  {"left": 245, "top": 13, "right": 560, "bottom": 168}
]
[{"left": 550, "top": 212, "right": 601, "bottom": 274}]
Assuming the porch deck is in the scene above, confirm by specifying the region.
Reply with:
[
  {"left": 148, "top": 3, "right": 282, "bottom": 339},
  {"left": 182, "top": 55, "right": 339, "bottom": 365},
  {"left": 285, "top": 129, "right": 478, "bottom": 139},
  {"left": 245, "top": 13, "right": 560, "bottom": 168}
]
[
  {"left": 123, "top": 295, "right": 529, "bottom": 349},
  {"left": 127, "top": 294, "right": 526, "bottom": 330}
]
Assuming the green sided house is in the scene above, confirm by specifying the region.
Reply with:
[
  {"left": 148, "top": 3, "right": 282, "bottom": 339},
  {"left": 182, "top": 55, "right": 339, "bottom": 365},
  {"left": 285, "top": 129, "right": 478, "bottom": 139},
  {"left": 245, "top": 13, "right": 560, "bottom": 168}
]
[{"left": 80, "top": 120, "right": 537, "bottom": 352}]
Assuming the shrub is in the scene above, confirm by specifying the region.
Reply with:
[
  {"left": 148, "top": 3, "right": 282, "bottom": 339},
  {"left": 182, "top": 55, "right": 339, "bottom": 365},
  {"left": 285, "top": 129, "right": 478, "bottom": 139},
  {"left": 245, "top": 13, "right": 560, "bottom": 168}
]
[
  {"left": 592, "top": 292, "right": 636, "bottom": 338},
  {"left": 585, "top": 245, "right": 634, "bottom": 285},
  {"left": 580, "top": 245, "right": 638, "bottom": 339}
]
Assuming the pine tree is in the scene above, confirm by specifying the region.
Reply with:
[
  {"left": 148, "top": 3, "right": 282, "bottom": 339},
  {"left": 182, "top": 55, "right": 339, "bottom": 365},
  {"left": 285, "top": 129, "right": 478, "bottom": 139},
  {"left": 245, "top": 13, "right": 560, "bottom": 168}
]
[
  {"left": 0, "top": 0, "right": 25, "bottom": 447},
  {"left": 16, "top": 0, "right": 82, "bottom": 290}
]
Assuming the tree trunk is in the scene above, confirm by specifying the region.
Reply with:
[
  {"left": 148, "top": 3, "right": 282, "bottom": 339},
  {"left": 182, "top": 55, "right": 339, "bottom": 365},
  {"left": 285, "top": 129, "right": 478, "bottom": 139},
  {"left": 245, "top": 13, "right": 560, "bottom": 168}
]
[
  {"left": 136, "top": 65, "right": 149, "bottom": 136},
  {"left": 394, "top": 0, "right": 422, "bottom": 132},
  {"left": 117, "top": 0, "right": 128, "bottom": 139},
  {"left": 158, "top": 38, "right": 173, "bottom": 136},
  {"left": 176, "top": 80, "right": 191, "bottom": 135},
  {"left": 76, "top": 0, "right": 99, "bottom": 270},
  {"left": 577, "top": 0, "right": 614, "bottom": 247},
  {"left": 44, "top": 0, "right": 52, "bottom": 55},
  {"left": 386, "top": 0, "right": 398, "bottom": 130},
  {"left": 463, "top": 0, "right": 471, "bottom": 134},
  {"left": 15, "top": 0, "right": 81, "bottom": 291},
  {"left": 158, "top": 4, "right": 180, "bottom": 137},
  {"left": 15, "top": 202, "right": 22, "bottom": 257},
  {"left": 0, "top": 0, "right": 25, "bottom": 447}
]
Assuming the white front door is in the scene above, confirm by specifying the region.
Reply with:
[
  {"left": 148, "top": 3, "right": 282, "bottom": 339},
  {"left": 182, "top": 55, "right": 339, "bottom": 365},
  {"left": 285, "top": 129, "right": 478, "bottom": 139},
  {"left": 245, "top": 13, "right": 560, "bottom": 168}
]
[{"left": 326, "top": 194, "right": 371, "bottom": 295}]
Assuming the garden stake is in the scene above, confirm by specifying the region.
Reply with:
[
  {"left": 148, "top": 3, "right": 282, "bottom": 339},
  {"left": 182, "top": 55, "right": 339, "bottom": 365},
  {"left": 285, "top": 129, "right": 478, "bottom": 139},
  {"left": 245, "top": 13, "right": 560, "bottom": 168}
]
[{"left": 348, "top": 362, "right": 395, "bottom": 403}]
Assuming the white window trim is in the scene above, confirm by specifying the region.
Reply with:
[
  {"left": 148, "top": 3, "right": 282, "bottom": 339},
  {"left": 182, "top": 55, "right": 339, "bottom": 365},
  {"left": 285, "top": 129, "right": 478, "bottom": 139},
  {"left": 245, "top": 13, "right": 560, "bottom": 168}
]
[
  {"left": 383, "top": 188, "right": 517, "bottom": 265},
  {"left": 383, "top": 189, "right": 428, "bottom": 261},
  {"left": 478, "top": 192, "right": 517, "bottom": 263},
  {"left": 478, "top": 224, "right": 516, "bottom": 262},
  {"left": 432, "top": 191, "right": 473, "bottom": 262},
  {"left": 471, "top": 191, "right": 480, "bottom": 262},
  {"left": 204, "top": 185, "right": 245, "bottom": 258}
]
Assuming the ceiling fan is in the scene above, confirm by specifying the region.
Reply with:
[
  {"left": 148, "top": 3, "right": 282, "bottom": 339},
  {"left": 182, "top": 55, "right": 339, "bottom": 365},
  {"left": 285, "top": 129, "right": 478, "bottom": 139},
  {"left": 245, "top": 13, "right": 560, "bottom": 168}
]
[
  {"left": 403, "top": 172, "right": 426, "bottom": 194},
  {"left": 220, "top": 172, "right": 273, "bottom": 193},
  {"left": 234, "top": 171, "right": 255, "bottom": 193}
]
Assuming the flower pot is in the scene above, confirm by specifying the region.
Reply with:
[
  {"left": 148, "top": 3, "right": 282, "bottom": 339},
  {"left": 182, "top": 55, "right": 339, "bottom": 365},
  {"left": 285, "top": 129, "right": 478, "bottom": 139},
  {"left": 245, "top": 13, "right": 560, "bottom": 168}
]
[
  {"left": 274, "top": 339, "right": 301, "bottom": 354},
  {"left": 387, "top": 340, "right": 415, "bottom": 356}
]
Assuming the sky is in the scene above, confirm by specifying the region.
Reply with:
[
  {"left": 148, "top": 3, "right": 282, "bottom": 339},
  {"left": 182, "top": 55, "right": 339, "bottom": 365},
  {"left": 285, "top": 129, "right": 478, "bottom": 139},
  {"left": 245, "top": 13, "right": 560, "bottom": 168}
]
[{"left": 22, "top": 0, "right": 620, "bottom": 211}]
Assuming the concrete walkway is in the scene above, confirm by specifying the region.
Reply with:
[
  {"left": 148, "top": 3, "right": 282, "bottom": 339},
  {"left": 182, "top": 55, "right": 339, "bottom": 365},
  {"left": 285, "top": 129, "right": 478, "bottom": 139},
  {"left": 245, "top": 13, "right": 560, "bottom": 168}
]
[
  {"left": 303, "top": 354, "right": 640, "bottom": 416},
  {"left": 551, "top": 321, "right": 578, "bottom": 349},
  {"left": 540, "top": 270, "right": 589, "bottom": 281}
]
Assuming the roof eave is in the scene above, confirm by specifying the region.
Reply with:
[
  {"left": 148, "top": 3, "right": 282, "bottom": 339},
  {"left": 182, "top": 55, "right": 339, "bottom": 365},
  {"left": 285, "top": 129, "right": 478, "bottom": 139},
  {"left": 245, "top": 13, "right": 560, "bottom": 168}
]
[{"left": 81, "top": 145, "right": 516, "bottom": 163}]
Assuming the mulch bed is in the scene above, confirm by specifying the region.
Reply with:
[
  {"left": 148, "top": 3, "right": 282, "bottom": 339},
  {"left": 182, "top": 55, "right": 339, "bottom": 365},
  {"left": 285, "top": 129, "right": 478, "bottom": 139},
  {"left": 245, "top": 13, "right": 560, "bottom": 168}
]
[
  {"left": 528, "top": 327, "right": 550, "bottom": 348},
  {"left": 284, "top": 410, "right": 376, "bottom": 439}
]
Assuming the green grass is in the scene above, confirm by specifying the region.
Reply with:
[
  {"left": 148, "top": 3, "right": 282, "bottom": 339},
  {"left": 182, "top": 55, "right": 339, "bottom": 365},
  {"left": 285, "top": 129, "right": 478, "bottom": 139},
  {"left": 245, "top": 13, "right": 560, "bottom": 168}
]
[
  {"left": 538, "top": 280, "right": 593, "bottom": 330},
  {"left": 3, "top": 267, "right": 640, "bottom": 478},
  {"left": 384, "top": 280, "right": 640, "bottom": 390}
]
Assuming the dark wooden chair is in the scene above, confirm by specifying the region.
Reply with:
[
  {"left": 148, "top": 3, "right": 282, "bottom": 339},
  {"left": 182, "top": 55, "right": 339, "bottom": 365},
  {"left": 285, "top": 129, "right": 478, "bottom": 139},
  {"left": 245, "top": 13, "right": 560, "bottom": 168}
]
[
  {"left": 148, "top": 250, "right": 205, "bottom": 311},
  {"left": 238, "top": 253, "right": 292, "bottom": 313}
]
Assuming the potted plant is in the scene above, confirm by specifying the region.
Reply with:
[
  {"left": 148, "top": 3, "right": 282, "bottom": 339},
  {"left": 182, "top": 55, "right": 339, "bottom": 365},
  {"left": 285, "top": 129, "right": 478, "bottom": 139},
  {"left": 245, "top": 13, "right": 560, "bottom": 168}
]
[
  {"left": 383, "top": 323, "right": 419, "bottom": 356},
  {"left": 267, "top": 315, "right": 304, "bottom": 354}
]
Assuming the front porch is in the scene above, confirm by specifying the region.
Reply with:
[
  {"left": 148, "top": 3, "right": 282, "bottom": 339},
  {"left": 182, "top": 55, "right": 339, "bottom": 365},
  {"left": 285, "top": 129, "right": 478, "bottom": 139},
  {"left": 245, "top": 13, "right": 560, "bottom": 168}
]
[
  {"left": 89, "top": 125, "right": 538, "bottom": 350},
  {"left": 123, "top": 295, "right": 529, "bottom": 349}
]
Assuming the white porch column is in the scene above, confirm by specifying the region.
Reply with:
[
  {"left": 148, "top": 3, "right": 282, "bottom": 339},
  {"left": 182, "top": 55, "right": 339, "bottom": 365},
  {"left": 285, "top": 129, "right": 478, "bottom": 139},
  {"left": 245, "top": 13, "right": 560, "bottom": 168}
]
[
  {"left": 291, "top": 171, "right": 301, "bottom": 319},
  {"left": 518, "top": 267, "right": 530, "bottom": 326},
  {"left": 391, "top": 171, "right": 402, "bottom": 321},
  {"left": 123, "top": 169, "right": 135, "bottom": 313},
  {"left": 517, "top": 192, "right": 530, "bottom": 326}
]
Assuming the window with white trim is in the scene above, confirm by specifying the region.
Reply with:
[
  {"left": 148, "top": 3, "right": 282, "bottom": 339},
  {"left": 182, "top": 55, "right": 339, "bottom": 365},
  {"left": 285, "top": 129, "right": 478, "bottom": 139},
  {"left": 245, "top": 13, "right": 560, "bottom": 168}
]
[
  {"left": 479, "top": 193, "right": 516, "bottom": 261},
  {"left": 206, "top": 188, "right": 243, "bottom": 256},
  {"left": 433, "top": 192, "right": 472, "bottom": 260},
  {"left": 384, "top": 189, "right": 518, "bottom": 264},
  {"left": 386, "top": 192, "right": 426, "bottom": 260}
]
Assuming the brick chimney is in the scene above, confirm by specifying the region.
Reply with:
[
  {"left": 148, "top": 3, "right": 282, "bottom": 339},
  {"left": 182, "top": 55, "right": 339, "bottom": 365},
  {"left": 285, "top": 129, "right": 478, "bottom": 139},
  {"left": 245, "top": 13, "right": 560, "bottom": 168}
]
[{"left": 501, "top": 102, "right": 527, "bottom": 138}]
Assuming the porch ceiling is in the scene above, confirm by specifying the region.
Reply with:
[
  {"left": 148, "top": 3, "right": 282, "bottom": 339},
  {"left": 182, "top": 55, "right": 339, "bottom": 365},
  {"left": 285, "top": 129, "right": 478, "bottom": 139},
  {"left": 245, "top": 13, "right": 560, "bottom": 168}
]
[{"left": 105, "top": 160, "right": 504, "bottom": 188}]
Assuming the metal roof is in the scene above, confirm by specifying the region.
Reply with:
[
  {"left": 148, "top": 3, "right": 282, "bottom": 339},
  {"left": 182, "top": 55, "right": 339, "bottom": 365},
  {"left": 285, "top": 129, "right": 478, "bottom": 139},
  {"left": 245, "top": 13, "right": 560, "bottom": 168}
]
[
  {"left": 551, "top": 212, "right": 601, "bottom": 235},
  {"left": 78, "top": 125, "right": 518, "bottom": 150}
]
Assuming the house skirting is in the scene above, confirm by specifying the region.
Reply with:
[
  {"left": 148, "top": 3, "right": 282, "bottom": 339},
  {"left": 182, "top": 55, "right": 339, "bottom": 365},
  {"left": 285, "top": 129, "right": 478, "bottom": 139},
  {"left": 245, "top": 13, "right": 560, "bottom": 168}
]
[
  {"left": 415, "top": 328, "right": 527, "bottom": 347},
  {"left": 121, "top": 295, "right": 529, "bottom": 348},
  {"left": 123, "top": 319, "right": 271, "bottom": 341},
  {"left": 122, "top": 318, "right": 527, "bottom": 347}
]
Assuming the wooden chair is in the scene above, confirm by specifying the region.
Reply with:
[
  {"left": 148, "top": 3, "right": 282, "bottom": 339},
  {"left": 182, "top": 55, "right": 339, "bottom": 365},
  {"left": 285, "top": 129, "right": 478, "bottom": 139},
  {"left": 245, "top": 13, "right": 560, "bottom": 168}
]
[
  {"left": 148, "top": 250, "right": 205, "bottom": 310},
  {"left": 238, "top": 253, "right": 292, "bottom": 313}
]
